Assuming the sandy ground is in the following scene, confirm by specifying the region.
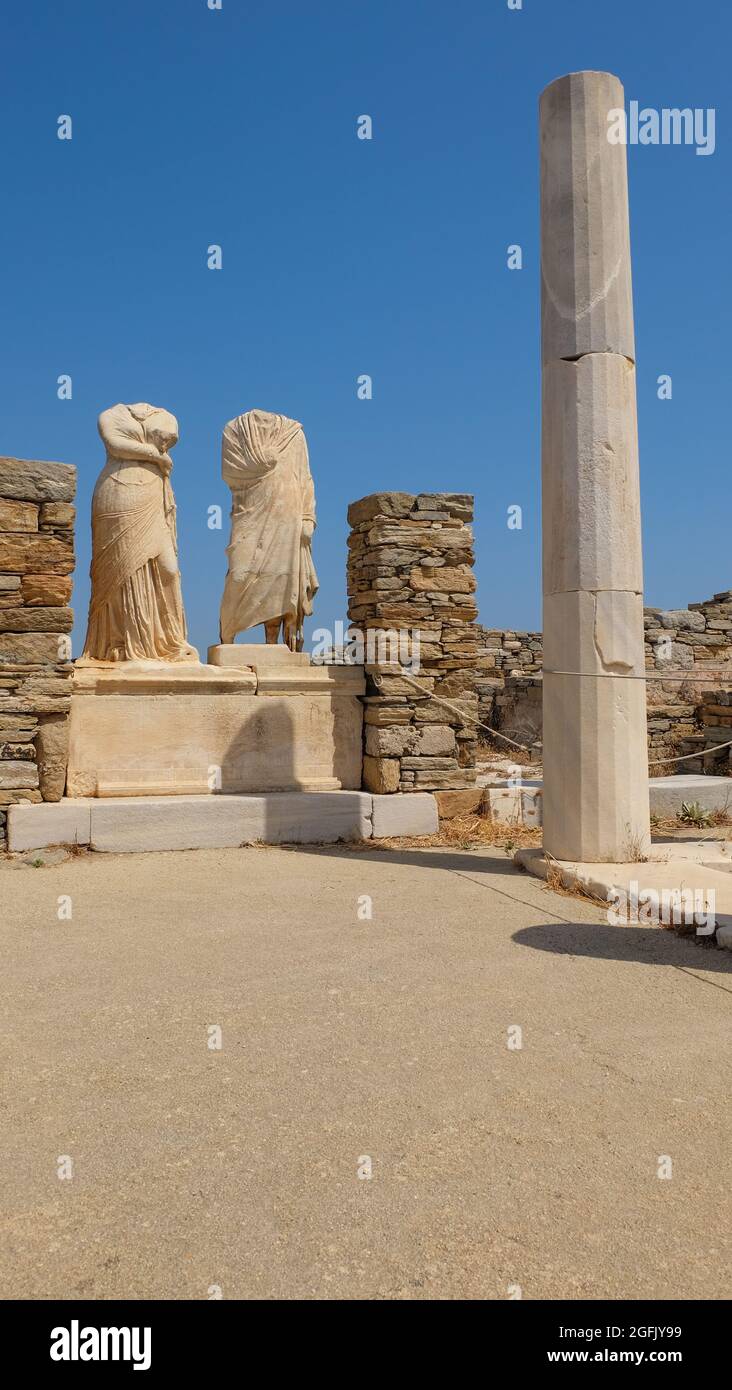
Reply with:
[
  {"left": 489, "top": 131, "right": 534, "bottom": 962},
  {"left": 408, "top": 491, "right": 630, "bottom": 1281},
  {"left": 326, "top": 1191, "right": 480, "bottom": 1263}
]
[{"left": 1, "top": 842, "right": 730, "bottom": 1301}]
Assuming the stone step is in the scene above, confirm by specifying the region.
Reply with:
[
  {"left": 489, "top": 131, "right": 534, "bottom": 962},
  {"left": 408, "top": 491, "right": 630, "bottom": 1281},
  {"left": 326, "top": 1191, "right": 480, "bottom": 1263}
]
[{"left": 6, "top": 790, "right": 438, "bottom": 853}]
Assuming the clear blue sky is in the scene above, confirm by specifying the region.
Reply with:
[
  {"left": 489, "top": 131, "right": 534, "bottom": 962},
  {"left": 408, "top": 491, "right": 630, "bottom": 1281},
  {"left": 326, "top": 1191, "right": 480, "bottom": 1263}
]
[{"left": 1, "top": 0, "right": 728, "bottom": 656}]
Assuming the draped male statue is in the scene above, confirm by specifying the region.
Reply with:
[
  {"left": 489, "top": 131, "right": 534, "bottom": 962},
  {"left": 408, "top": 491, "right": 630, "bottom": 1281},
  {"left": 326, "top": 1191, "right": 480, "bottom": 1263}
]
[
  {"left": 80, "top": 402, "right": 198, "bottom": 663},
  {"left": 219, "top": 409, "right": 318, "bottom": 649}
]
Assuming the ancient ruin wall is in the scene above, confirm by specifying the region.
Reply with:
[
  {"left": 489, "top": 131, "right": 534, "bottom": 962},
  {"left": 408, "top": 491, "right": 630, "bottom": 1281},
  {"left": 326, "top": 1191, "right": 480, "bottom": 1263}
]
[
  {"left": 0, "top": 457, "right": 76, "bottom": 846},
  {"left": 347, "top": 492, "right": 479, "bottom": 794},
  {"left": 476, "top": 592, "right": 732, "bottom": 769}
]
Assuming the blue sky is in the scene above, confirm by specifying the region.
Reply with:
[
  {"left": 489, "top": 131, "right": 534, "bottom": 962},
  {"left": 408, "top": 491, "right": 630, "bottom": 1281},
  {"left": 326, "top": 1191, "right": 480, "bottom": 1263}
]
[{"left": 1, "top": 0, "right": 728, "bottom": 656}]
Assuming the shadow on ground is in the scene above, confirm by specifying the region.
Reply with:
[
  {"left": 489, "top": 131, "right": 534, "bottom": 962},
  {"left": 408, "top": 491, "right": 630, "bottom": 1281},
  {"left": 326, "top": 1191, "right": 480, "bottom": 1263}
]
[
  {"left": 513, "top": 920, "right": 732, "bottom": 977},
  {"left": 280, "top": 842, "right": 524, "bottom": 876}
]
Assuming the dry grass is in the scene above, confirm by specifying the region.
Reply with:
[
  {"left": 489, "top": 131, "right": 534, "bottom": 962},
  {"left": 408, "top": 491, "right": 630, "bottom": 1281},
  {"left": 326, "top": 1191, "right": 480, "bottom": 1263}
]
[{"left": 336, "top": 812, "right": 543, "bottom": 855}]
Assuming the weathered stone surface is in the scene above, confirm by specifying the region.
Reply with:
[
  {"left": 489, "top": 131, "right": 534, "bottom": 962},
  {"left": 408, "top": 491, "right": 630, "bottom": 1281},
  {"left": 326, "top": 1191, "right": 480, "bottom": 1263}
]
[
  {"left": 0, "top": 759, "right": 39, "bottom": 789},
  {"left": 7, "top": 799, "right": 91, "bottom": 850},
  {"left": 39, "top": 501, "right": 75, "bottom": 528},
  {"left": 540, "top": 71, "right": 635, "bottom": 363},
  {"left": 0, "top": 607, "right": 73, "bottom": 632},
  {"left": 0, "top": 457, "right": 76, "bottom": 503},
  {"left": 35, "top": 712, "right": 70, "bottom": 801},
  {"left": 409, "top": 565, "right": 476, "bottom": 594},
  {"left": 433, "top": 788, "right": 485, "bottom": 818},
  {"left": 543, "top": 591, "right": 649, "bottom": 861},
  {"left": 0, "top": 533, "right": 74, "bottom": 575},
  {"left": 347, "top": 493, "right": 415, "bottom": 526},
  {"left": 542, "top": 355, "right": 642, "bottom": 596},
  {"left": 21, "top": 574, "right": 73, "bottom": 606},
  {"left": 0, "top": 499, "right": 38, "bottom": 532},
  {"left": 0, "top": 787, "right": 42, "bottom": 805},
  {"left": 0, "top": 576, "right": 21, "bottom": 591},
  {"left": 0, "top": 633, "right": 66, "bottom": 665},
  {"left": 362, "top": 755, "right": 401, "bottom": 794},
  {"left": 541, "top": 70, "right": 649, "bottom": 863},
  {"left": 371, "top": 792, "right": 438, "bottom": 838}
]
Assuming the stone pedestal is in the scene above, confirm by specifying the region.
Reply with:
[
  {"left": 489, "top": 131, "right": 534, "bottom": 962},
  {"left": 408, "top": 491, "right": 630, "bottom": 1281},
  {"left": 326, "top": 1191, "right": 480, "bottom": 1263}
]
[
  {"left": 67, "top": 656, "right": 365, "bottom": 797},
  {"left": 540, "top": 71, "right": 651, "bottom": 862}
]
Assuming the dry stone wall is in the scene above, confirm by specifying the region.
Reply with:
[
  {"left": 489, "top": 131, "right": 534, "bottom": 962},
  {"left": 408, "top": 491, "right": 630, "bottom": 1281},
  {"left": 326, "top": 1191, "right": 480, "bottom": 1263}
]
[
  {"left": 0, "top": 457, "right": 76, "bottom": 847},
  {"left": 347, "top": 492, "right": 479, "bottom": 793},
  {"left": 476, "top": 593, "right": 732, "bottom": 770}
]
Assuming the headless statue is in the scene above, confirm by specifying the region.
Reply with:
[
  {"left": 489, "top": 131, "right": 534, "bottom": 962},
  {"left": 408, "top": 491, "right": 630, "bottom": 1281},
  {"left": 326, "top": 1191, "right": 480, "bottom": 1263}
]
[{"left": 219, "top": 409, "right": 318, "bottom": 649}]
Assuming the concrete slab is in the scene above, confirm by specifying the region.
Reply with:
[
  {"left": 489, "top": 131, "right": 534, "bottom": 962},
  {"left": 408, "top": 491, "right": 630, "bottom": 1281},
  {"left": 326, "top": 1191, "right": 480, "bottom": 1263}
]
[
  {"left": 7, "top": 799, "right": 92, "bottom": 851},
  {"left": 371, "top": 793, "right": 438, "bottom": 839}
]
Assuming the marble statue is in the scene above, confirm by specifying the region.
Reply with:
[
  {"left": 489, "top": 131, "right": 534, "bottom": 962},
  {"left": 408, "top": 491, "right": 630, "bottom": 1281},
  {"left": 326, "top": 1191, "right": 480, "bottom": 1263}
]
[
  {"left": 80, "top": 402, "right": 198, "bottom": 663},
  {"left": 219, "top": 409, "right": 318, "bottom": 649}
]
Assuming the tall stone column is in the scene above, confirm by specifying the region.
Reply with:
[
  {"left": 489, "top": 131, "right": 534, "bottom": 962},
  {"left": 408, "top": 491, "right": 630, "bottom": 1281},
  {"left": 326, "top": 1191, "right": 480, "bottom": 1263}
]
[{"left": 540, "top": 71, "right": 651, "bottom": 862}]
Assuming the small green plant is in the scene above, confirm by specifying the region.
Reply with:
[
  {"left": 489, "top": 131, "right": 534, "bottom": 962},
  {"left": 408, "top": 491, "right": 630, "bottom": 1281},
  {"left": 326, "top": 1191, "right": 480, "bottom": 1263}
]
[{"left": 679, "top": 800, "right": 713, "bottom": 828}]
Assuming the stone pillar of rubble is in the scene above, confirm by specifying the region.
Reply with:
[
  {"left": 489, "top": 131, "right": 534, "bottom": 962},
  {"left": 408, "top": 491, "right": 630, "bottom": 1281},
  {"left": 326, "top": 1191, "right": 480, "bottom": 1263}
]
[
  {"left": 347, "top": 492, "right": 480, "bottom": 799},
  {"left": 540, "top": 71, "right": 651, "bottom": 861},
  {"left": 0, "top": 457, "right": 76, "bottom": 848}
]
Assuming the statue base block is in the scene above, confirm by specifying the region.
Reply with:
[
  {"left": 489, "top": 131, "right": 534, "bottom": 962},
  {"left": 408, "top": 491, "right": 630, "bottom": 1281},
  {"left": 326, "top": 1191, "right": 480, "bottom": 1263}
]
[{"left": 67, "top": 658, "right": 365, "bottom": 798}]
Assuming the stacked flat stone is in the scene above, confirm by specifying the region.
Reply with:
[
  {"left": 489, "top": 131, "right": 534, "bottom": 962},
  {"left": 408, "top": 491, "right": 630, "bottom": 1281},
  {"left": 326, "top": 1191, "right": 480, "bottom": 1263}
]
[
  {"left": 347, "top": 492, "right": 479, "bottom": 793},
  {"left": 475, "top": 625, "right": 543, "bottom": 732},
  {"left": 0, "top": 457, "right": 76, "bottom": 844},
  {"left": 471, "top": 590, "right": 732, "bottom": 773},
  {"left": 677, "top": 689, "right": 732, "bottom": 775}
]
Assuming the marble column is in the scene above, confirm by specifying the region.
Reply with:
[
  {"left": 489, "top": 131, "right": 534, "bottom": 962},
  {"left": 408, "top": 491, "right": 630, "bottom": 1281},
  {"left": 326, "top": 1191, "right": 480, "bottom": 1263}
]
[{"left": 540, "top": 71, "right": 651, "bottom": 862}]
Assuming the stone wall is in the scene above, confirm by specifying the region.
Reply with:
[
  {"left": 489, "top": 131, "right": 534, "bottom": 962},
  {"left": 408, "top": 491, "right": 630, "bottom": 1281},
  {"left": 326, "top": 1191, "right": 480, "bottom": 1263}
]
[
  {"left": 347, "top": 492, "right": 479, "bottom": 793},
  {"left": 676, "top": 689, "right": 732, "bottom": 775},
  {"left": 0, "top": 457, "right": 76, "bottom": 847},
  {"left": 476, "top": 593, "right": 732, "bottom": 769}
]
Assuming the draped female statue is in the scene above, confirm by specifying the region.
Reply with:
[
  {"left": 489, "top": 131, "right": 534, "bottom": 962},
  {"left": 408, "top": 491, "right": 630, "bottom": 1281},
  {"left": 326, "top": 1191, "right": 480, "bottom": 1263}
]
[
  {"left": 219, "top": 409, "right": 318, "bottom": 649},
  {"left": 80, "top": 402, "right": 198, "bottom": 663}
]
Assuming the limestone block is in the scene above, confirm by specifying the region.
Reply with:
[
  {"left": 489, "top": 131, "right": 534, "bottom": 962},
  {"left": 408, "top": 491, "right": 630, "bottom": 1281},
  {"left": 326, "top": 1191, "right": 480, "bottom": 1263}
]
[
  {"left": 208, "top": 643, "right": 307, "bottom": 671},
  {"left": 0, "top": 576, "right": 21, "bottom": 591},
  {"left": 371, "top": 793, "right": 439, "bottom": 838},
  {"left": 543, "top": 590, "right": 650, "bottom": 861},
  {"left": 542, "top": 355, "right": 643, "bottom": 596},
  {"left": 86, "top": 792, "right": 371, "bottom": 853},
  {"left": 21, "top": 574, "right": 73, "bottom": 606},
  {"left": 0, "top": 607, "right": 73, "bottom": 633},
  {"left": 347, "top": 493, "right": 416, "bottom": 525},
  {"left": 0, "top": 533, "right": 74, "bottom": 574},
  {"left": 415, "top": 725, "right": 456, "bottom": 756},
  {"left": 364, "top": 725, "right": 415, "bottom": 757},
  {"left": 35, "top": 712, "right": 70, "bottom": 801},
  {"left": 67, "top": 664, "right": 363, "bottom": 797},
  {"left": 39, "top": 501, "right": 75, "bottom": 528},
  {"left": 0, "top": 499, "right": 38, "bottom": 531},
  {"left": 7, "top": 798, "right": 91, "bottom": 850},
  {"left": 649, "top": 775, "right": 732, "bottom": 818},
  {"left": 363, "top": 755, "right": 400, "bottom": 794},
  {"left": 0, "top": 758, "right": 39, "bottom": 790},
  {"left": 540, "top": 71, "right": 635, "bottom": 362},
  {"left": 0, "top": 788, "right": 42, "bottom": 805},
  {"left": 0, "top": 457, "right": 76, "bottom": 503},
  {"left": 255, "top": 791, "right": 372, "bottom": 844},
  {"left": 0, "top": 632, "right": 65, "bottom": 665},
  {"left": 433, "top": 789, "right": 485, "bottom": 818},
  {"left": 409, "top": 566, "right": 476, "bottom": 593}
]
